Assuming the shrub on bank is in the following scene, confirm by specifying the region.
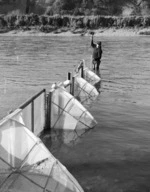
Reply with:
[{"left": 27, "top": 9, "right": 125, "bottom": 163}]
[
  {"left": 1, "top": 14, "right": 150, "bottom": 31},
  {"left": 0, "top": 16, "right": 7, "bottom": 28},
  {"left": 143, "top": 16, "right": 150, "bottom": 27}
]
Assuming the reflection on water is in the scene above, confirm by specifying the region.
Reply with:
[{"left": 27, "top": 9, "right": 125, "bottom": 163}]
[
  {"left": 1, "top": 35, "right": 150, "bottom": 191},
  {"left": 94, "top": 69, "right": 102, "bottom": 92}
]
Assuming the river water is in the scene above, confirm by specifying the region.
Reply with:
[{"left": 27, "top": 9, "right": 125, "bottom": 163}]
[{"left": 0, "top": 35, "right": 150, "bottom": 191}]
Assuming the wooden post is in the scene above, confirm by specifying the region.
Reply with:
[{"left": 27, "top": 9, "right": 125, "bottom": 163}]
[
  {"left": 71, "top": 76, "right": 75, "bottom": 96},
  {"left": 49, "top": 91, "right": 52, "bottom": 129},
  {"left": 44, "top": 90, "right": 47, "bottom": 130},
  {"left": 68, "top": 72, "right": 71, "bottom": 80},
  {"left": 31, "top": 101, "right": 34, "bottom": 133},
  {"left": 68, "top": 72, "right": 72, "bottom": 94},
  {"left": 46, "top": 90, "right": 53, "bottom": 130},
  {"left": 81, "top": 65, "right": 84, "bottom": 78}
]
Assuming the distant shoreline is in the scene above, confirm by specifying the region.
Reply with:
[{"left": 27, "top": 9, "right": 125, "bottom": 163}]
[
  {"left": 1, "top": 27, "right": 150, "bottom": 36},
  {"left": 1, "top": 14, "right": 150, "bottom": 36}
]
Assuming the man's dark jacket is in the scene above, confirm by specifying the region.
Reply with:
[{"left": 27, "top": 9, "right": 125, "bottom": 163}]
[{"left": 91, "top": 39, "right": 102, "bottom": 60}]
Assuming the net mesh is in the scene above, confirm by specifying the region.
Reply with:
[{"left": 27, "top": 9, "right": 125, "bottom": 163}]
[
  {"left": 0, "top": 119, "right": 84, "bottom": 192},
  {"left": 51, "top": 87, "right": 97, "bottom": 130},
  {"left": 83, "top": 68, "right": 101, "bottom": 85},
  {"left": 50, "top": 87, "right": 97, "bottom": 143},
  {"left": 74, "top": 76, "right": 99, "bottom": 104}
]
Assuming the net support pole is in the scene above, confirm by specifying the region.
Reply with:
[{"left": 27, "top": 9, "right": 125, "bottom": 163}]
[
  {"left": 68, "top": 72, "right": 72, "bottom": 94},
  {"left": 31, "top": 101, "right": 34, "bottom": 133},
  {"left": 71, "top": 76, "right": 75, "bottom": 96},
  {"left": 46, "top": 91, "right": 52, "bottom": 130},
  {"left": 68, "top": 72, "right": 71, "bottom": 80},
  {"left": 81, "top": 65, "right": 84, "bottom": 79},
  {"left": 44, "top": 90, "right": 47, "bottom": 130}
]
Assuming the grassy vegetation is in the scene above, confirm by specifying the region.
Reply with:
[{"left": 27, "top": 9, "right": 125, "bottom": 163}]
[
  {"left": 1, "top": 13, "right": 150, "bottom": 33},
  {"left": 0, "top": 1, "right": 150, "bottom": 34}
]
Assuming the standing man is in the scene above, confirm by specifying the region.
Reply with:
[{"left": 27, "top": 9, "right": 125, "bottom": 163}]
[{"left": 91, "top": 33, "right": 102, "bottom": 70}]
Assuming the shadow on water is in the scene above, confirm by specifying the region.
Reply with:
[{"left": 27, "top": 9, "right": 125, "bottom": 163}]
[{"left": 94, "top": 69, "right": 102, "bottom": 93}]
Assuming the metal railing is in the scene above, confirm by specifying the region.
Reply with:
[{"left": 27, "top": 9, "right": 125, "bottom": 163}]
[
  {"left": 0, "top": 89, "right": 46, "bottom": 136},
  {"left": 45, "top": 61, "right": 85, "bottom": 130},
  {"left": 0, "top": 60, "right": 97, "bottom": 136},
  {"left": 19, "top": 89, "right": 46, "bottom": 135}
]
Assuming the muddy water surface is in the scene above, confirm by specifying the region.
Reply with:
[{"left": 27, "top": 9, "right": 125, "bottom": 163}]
[{"left": 0, "top": 35, "right": 150, "bottom": 191}]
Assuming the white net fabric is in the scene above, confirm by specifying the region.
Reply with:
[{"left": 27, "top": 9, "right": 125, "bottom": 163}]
[
  {"left": 50, "top": 87, "right": 97, "bottom": 143},
  {"left": 74, "top": 76, "right": 99, "bottom": 104},
  {"left": 83, "top": 68, "right": 101, "bottom": 85},
  {"left": 0, "top": 119, "right": 84, "bottom": 192},
  {"left": 51, "top": 87, "right": 97, "bottom": 130}
]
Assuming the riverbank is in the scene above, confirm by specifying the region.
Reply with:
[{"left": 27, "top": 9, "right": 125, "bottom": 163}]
[
  {"left": 1, "top": 27, "right": 150, "bottom": 36},
  {"left": 1, "top": 14, "right": 150, "bottom": 36}
]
